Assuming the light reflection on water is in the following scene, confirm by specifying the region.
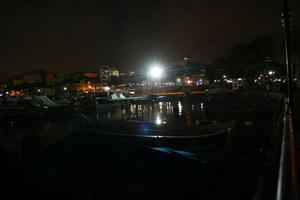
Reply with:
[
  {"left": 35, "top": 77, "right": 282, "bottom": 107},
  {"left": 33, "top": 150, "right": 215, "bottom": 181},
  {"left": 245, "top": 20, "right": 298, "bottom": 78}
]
[
  {"left": 0, "top": 100, "right": 208, "bottom": 152},
  {"left": 93, "top": 100, "right": 208, "bottom": 125},
  {"left": 178, "top": 101, "right": 182, "bottom": 116}
]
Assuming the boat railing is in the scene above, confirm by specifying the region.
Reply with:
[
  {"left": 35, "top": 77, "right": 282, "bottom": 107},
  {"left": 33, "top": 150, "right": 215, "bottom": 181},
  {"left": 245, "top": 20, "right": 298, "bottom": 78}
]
[
  {"left": 276, "top": 100, "right": 299, "bottom": 200},
  {"left": 83, "top": 128, "right": 233, "bottom": 150}
]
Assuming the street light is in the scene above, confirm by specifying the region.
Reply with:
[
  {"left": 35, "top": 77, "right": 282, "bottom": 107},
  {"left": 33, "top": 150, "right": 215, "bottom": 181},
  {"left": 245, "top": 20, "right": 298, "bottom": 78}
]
[
  {"left": 147, "top": 63, "right": 164, "bottom": 95},
  {"left": 149, "top": 63, "right": 164, "bottom": 79}
]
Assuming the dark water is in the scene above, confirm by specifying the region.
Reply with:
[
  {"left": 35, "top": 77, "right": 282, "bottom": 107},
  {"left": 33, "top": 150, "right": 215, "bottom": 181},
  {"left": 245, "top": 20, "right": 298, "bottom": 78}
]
[
  {"left": 0, "top": 115, "right": 79, "bottom": 153},
  {"left": 0, "top": 94, "right": 278, "bottom": 200},
  {"left": 86, "top": 100, "right": 209, "bottom": 125},
  {"left": 0, "top": 99, "right": 209, "bottom": 152}
]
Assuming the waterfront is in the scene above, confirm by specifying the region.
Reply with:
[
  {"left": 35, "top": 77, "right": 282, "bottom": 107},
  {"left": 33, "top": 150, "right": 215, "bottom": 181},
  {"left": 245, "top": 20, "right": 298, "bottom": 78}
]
[
  {"left": 90, "top": 99, "right": 208, "bottom": 125},
  {"left": 0, "top": 92, "right": 283, "bottom": 199},
  {"left": 0, "top": 95, "right": 210, "bottom": 152},
  {"left": 0, "top": 93, "right": 278, "bottom": 153}
]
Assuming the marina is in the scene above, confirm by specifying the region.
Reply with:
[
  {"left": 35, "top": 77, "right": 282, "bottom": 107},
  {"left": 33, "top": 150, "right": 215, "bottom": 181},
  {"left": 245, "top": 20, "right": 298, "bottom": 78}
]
[
  {"left": 0, "top": 91, "right": 282, "bottom": 199},
  {"left": 1, "top": 0, "right": 299, "bottom": 198}
]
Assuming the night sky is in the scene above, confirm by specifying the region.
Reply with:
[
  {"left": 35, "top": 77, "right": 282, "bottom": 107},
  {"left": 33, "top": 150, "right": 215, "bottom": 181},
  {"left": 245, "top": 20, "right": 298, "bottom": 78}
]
[{"left": 1, "top": 0, "right": 300, "bottom": 78}]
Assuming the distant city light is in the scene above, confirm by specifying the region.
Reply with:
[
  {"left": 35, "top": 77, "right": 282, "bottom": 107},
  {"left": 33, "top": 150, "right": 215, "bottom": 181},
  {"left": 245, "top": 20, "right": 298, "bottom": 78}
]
[
  {"left": 149, "top": 63, "right": 164, "bottom": 79},
  {"left": 186, "top": 80, "right": 193, "bottom": 84},
  {"left": 268, "top": 71, "right": 275, "bottom": 75},
  {"left": 37, "top": 89, "right": 41, "bottom": 92},
  {"left": 63, "top": 87, "right": 67, "bottom": 91},
  {"left": 223, "top": 75, "right": 227, "bottom": 78},
  {"left": 183, "top": 57, "right": 189, "bottom": 61},
  {"left": 104, "top": 86, "right": 111, "bottom": 92},
  {"left": 199, "top": 79, "right": 203, "bottom": 85}
]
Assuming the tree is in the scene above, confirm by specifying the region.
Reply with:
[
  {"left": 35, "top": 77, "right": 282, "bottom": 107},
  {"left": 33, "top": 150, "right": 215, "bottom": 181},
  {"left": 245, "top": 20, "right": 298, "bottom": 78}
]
[
  {"left": 108, "top": 76, "right": 122, "bottom": 87},
  {"left": 211, "top": 35, "right": 277, "bottom": 83}
]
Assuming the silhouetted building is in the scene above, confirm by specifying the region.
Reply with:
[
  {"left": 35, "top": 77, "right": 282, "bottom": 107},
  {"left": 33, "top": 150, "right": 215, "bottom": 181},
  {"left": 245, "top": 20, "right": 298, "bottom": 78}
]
[
  {"left": 99, "top": 65, "right": 120, "bottom": 86},
  {"left": 23, "top": 70, "right": 46, "bottom": 84}
]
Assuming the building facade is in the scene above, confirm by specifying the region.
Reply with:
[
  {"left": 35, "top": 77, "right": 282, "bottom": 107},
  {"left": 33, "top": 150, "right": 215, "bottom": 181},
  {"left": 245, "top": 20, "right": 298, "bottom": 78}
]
[{"left": 99, "top": 65, "right": 120, "bottom": 86}]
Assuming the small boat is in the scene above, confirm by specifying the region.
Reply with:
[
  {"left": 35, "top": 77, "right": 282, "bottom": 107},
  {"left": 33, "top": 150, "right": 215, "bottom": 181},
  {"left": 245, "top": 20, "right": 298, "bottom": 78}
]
[
  {"left": 96, "top": 98, "right": 122, "bottom": 110},
  {"left": 83, "top": 119, "right": 236, "bottom": 152}
]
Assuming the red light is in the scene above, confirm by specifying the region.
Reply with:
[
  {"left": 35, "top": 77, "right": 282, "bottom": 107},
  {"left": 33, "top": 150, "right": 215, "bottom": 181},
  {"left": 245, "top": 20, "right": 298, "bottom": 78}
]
[{"left": 183, "top": 57, "right": 189, "bottom": 61}]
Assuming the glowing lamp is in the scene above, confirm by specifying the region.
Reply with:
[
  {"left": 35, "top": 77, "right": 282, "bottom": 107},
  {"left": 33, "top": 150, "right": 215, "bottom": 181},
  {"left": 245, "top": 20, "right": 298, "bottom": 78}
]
[{"left": 149, "top": 63, "right": 164, "bottom": 79}]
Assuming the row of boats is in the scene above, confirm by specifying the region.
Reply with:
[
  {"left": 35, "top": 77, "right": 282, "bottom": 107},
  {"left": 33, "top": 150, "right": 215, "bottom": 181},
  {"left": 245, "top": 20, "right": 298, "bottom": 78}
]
[{"left": 0, "top": 92, "right": 153, "bottom": 127}]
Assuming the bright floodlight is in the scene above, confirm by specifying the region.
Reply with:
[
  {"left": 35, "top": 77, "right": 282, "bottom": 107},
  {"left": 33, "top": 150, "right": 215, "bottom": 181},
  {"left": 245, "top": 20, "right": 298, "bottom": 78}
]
[{"left": 149, "top": 64, "right": 164, "bottom": 79}]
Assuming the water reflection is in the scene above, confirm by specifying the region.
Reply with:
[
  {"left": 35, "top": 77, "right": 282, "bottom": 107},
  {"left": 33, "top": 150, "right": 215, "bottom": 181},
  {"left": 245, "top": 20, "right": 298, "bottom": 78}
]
[
  {"left": 138, "top": 123, "right": 151, "bottom": 134},
  {"left": 178, "top": 101, "right": 182, "bottom": 116},
  {"left": 93, "top": 100, "right": 208, "bottom": 125},
  {"left": 0, "top": 116, "right": 80, "bottom": 153},
  {"left": 0, "top": 99, "right": 209, "bottom": 153},
  {"left": 155, "top": 116, "right": 162, "bottom": 125},
  {"left": 166, "top": 102, "right": 173, "bottom": 115}
]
